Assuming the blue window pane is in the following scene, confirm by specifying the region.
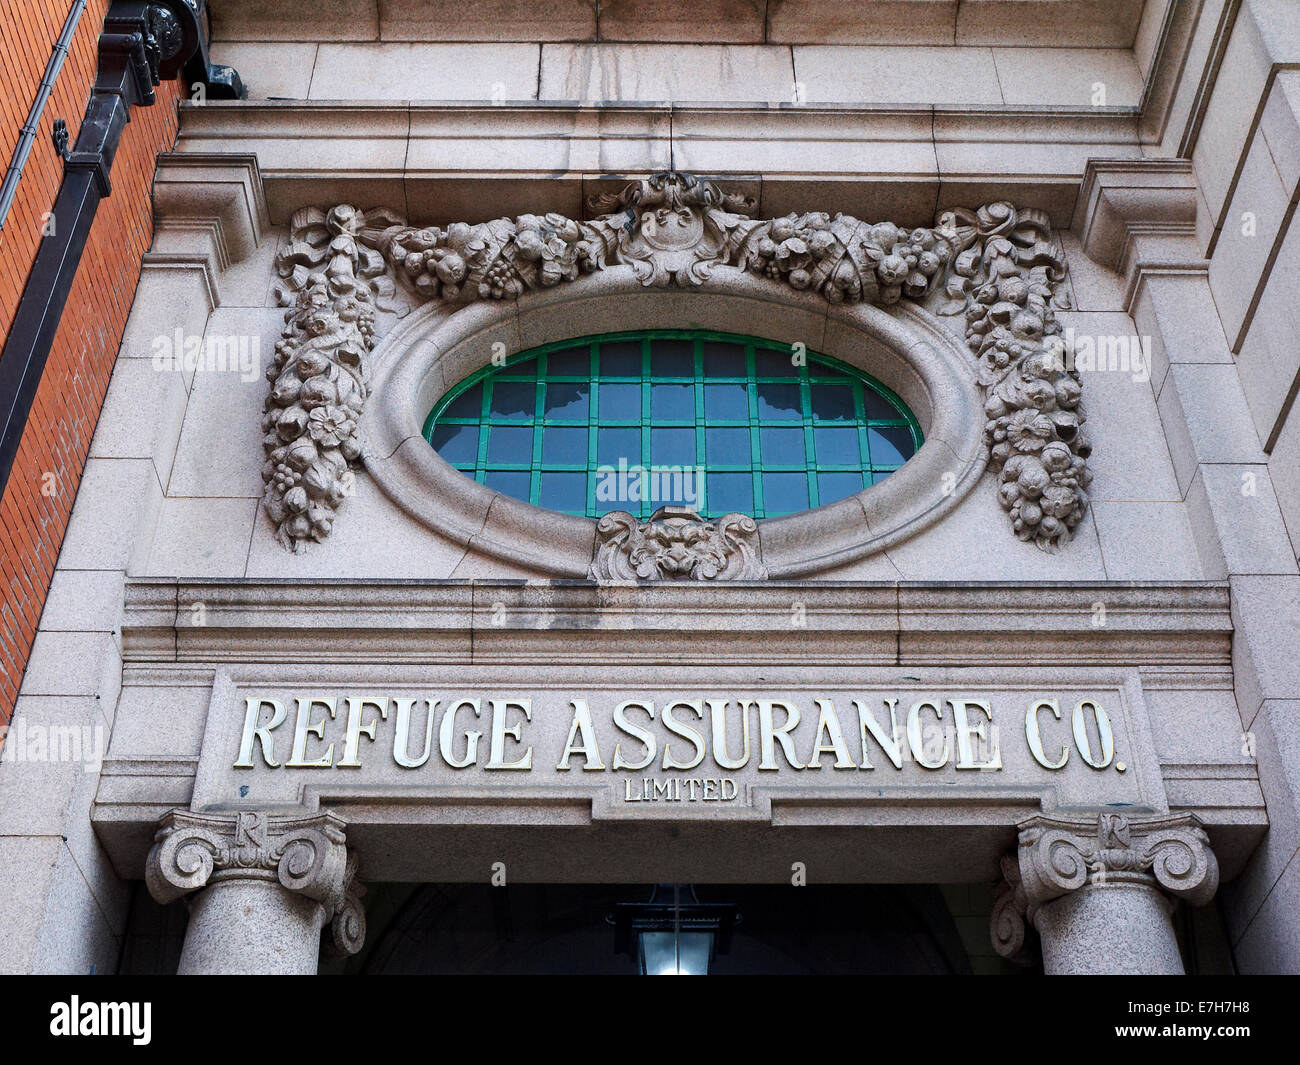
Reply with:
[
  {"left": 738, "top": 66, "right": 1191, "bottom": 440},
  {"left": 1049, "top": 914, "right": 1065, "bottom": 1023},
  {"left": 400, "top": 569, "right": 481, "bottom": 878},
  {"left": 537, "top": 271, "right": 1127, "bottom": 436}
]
[
  {"left": 651, "top": 383, "right": 693, "bottom": 421},
  {"left": 704, "top": 382, "right": 749, "bottom": 422},
  {"left": 760, "top": 427, "right": 805, "bottom": 466},
  {"left": 599, "top": 383, "right": 640, "bottom": 421},
  {"left": 810, "top": 383, "right": 856, "bottom": 422},
  {"left": 763, "top": 472, "right": 809, "bottom": 515},
  {"left": 706, "top": 426, "right": 749, "bottom": 465},
  {"left": 497, "top": 360, "right": 536, "bottom": 379},
  {"left": 818, "top": 472, "right": 865, "bottom": 506},
  {"left": 868, "top": 425, "right": 914, "bottom": 467},
  {"left": 651, "top": 427, "right": 695, "bottom": 467},
  {"left": 755, "top": 347, "right": 798, "bottom": 378},
  {"left": 544, "top": 380, "right": 589, "bottom": 419},
  {"left": 702, "top": 341, "right": 746, "bottom": 377},
  {"left": 599, "top": 341, "right": 642, "bottom": 377},
  {"left": 490, "top": 381, "right": 535, "bottom": 419},
  {"left": 597, "top": 427, "right": 639, "bottom": 468},
  {"left": 757, "top": 383, "right": 801, "bottom": 420},
  {"left": 862, "top": 388, "right": 900, "bottom": 420},
  {"left": 430, "top": 422, "right": 479, "bottom": 464},
  {"left": 441, "top": 383, "right": 482, "bottom": 420},
  {"left": 487, "top": 425, "right": 532, "bottom": 464},
  {"left": 647, "top": 467, "right": 698, "bottom": 508},
  {"left": 707, "top": 472, "right": 753, "bottom": 516},
  {"left": 541, "top": 426, "right": 587, "bottom": 466},
  {"left": 808, "top": 360, "right": 851, "bottom": 382},
  {"left": 650, "top": 339, "right": 694, "bottom": 377},
  {"left": 539, "top": 471, "right": 586, "bottom": 512},
  {"left": 814, "top": 426, "right": 861, "bottom": 465},
  {"left": 546, "top": 347, "right": 590, "bottom": 377},
  {"left": 484, "top": 469, "right": 531, "bottom": 498}
]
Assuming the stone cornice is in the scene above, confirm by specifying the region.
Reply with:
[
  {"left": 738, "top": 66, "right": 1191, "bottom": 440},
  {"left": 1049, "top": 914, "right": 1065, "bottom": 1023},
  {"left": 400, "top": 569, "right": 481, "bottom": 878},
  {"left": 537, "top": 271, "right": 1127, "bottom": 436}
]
[
  {"left": 175, "top": 101, "right": 1142, "bottom": 227},
  {"left": 118, "top": 578, "right": 1233, "bottom": 667}
]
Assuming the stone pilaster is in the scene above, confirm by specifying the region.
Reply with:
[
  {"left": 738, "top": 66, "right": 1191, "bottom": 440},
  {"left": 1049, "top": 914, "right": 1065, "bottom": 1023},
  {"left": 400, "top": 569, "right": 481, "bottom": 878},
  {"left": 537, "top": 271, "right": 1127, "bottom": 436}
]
[
  {"left": 145, "top": 809, "right": 365, "bottom": 974},
  {"left": 991, "top": 811, "right": 1219, "bottom": 974}
]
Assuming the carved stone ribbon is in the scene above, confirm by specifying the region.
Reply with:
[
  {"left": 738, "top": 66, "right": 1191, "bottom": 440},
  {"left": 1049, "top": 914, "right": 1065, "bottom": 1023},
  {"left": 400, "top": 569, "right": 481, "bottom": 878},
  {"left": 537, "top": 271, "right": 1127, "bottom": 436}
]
[
  {"left": 267, "top": 172, "right": 1091, "bottom": 556},
  {"left": 990, "top": 811, "right": 1219, "bottom": 962},
  {"left": 145, "top": 809, "right": 365, "bottom": 956}
]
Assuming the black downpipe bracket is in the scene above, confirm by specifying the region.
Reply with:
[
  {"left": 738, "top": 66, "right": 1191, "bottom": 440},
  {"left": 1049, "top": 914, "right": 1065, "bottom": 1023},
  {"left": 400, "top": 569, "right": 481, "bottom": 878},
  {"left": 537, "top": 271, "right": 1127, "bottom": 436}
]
[{"left": 0, "top": 0, "right": 243, "bottom": 498}]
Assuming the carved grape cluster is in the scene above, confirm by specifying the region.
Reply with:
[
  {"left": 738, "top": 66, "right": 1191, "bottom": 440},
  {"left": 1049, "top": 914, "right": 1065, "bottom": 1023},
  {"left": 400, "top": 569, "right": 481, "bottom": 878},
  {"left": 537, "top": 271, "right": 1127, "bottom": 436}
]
[
  {"left": 385, "top": 212, "right": 601, "bottom": 302},
  {"left": 746, "top": 214, "right": 952, "bottom": 304}
]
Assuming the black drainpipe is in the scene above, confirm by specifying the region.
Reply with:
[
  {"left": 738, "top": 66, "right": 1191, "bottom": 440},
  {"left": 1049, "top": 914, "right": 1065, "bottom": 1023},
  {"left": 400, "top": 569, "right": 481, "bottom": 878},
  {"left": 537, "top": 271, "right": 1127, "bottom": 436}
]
[{"left": 0, "top": 0, "right": 243, "bottom": 497}]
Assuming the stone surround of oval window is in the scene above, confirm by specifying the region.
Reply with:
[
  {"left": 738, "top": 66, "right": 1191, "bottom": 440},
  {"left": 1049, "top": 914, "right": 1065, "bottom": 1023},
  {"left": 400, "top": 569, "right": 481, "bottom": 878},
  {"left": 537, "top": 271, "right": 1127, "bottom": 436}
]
[{"left": 363, "top": 266, "right": 987, "bottom": 578}]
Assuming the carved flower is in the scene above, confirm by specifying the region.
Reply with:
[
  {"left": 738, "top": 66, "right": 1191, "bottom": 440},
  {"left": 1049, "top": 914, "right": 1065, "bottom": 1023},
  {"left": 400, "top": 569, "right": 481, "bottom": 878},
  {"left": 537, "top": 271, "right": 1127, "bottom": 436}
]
[
  {"left": 1005, "top": 409, "right": 1054, "bottom": 452},
  {"left": 307, "top": 406, "right": 355, "bottom": 448}
]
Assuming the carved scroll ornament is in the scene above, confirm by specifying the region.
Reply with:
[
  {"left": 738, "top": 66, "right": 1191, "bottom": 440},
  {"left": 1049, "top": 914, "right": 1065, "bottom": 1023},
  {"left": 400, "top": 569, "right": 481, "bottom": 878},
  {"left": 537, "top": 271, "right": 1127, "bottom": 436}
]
[
  {"left": 265, "top": 173, "right": 1091, "bottom": 562},
  {"left": 145, "top": 809, "right": 365, "bottom": 956},
  {"left": 990, "top": 812, "right": 1218, "bottom": 963},
  {"left": 590, "top": 505, "right": 767, "bottom": 582}
]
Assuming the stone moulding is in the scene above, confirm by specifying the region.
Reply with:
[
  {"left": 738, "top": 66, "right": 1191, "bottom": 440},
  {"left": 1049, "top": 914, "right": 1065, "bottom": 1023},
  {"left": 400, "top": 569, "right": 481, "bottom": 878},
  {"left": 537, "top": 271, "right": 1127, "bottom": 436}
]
[{"left": 264, "top": 171, "right": 1091, "bottom": 570}]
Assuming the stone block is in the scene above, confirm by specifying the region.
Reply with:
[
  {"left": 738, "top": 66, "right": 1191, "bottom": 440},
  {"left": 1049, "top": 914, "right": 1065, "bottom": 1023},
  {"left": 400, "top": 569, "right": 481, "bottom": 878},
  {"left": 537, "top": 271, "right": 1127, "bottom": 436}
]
[
  {"left": 208, "top": 42, "right": 319, "bottom": 100},
  {"left": 540, "top": 44, "right": 796, "bottom": 103},
  {"left": 794, "top": 45, "right": 1003, "bottom": 106},
  {"left": 310, "top": 43, "right": 542, "bottom": 101},
  {"left": 991, "top": 47, "right": 1143, "bottom": 108},
  {"left": 1091, "top": 502, "right": 1204, "bottom": 580},
  {"left": 1207, "top": 128, "right": 1292, "bottom": 349}
]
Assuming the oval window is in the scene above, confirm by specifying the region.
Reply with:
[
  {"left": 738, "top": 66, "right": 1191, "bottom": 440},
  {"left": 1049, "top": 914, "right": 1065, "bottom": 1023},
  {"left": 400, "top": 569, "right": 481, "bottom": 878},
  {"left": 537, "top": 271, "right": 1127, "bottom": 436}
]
[{"left": 423, "top": 331, "right": 922, "bottom": 520}]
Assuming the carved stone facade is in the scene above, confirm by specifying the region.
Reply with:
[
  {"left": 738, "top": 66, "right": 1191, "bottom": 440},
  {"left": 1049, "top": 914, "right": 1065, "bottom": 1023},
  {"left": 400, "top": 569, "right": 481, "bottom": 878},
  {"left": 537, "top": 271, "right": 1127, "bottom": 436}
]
[
  {"left": 145, "top": 809, "right": 365, "bottom": 958},
  {"left": 991, "top": 812, "right": 1219, "bottom": 969},
  {"left": 265, "top": 173, "right": 1091, "bottom": 559},
  {"left": 589, "top": 505, "right": 767, "bottom": 582}
]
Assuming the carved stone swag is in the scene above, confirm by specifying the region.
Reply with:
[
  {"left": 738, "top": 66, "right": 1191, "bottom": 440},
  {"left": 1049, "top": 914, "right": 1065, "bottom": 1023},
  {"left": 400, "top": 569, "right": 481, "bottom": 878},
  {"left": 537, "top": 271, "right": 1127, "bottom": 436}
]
[{"left": 261, "top": 172, "right": 1091, "bottom": 575}]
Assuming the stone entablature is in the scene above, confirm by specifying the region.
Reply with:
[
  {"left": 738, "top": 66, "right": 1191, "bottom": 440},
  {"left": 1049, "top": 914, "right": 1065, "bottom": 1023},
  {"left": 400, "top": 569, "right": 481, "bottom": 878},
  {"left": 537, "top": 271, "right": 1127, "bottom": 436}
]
[
  {"left": 262, "top": 172, "right": 1090, "bottom": 565},
  {"left": 91, "top": 577, "right": 1264, "bottom": 892}
]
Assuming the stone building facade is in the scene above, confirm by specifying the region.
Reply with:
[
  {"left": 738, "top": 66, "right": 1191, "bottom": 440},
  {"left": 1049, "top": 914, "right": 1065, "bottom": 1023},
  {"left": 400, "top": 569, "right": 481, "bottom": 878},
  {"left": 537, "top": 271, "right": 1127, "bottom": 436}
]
[{"left": 2, "top": 0, "right": 1300, "bottom": 974}]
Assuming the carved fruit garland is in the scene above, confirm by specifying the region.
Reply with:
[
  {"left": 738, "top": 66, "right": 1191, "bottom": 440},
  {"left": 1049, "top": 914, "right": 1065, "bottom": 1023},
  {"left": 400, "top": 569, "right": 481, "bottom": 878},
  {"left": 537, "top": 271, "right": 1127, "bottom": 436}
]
[
  {"left": 263, "top": 205, "right": 402, "bottom": 550},
  {"left": 263, "top": 173, "right": 1091, "bottom": 555}
]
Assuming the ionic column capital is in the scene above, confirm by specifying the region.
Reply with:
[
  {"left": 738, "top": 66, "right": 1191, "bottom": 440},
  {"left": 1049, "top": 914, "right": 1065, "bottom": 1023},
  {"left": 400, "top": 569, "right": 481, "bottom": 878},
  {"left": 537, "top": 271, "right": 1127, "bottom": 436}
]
[
  {"left": 992, "top": 811, "right": 1219, "bottom": 961},
  {"left": 145, "top": 809, "right": 365, "bottom": 956}
]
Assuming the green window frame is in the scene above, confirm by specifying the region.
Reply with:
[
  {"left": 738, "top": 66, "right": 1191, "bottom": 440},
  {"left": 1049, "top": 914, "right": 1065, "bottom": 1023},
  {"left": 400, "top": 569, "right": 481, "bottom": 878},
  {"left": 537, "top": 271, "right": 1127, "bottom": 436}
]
[{"left": 423, "top": 330, "right": 923, "bottom": 521}]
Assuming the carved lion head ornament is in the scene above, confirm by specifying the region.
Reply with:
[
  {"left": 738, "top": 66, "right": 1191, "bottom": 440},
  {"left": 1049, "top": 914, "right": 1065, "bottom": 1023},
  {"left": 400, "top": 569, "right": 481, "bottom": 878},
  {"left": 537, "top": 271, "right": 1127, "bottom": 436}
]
[{"left": 262, "top": 173, "right": 1090, "bottom": 570}]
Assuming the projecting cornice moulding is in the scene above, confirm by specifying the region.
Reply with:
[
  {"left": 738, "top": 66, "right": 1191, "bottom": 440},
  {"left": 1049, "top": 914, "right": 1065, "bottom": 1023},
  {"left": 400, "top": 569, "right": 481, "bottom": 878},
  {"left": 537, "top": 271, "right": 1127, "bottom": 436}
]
[
  {"left": 172, "top": 102, "right": 1144, "bottom": 227},
  {"left": 147, "top": 152, "right": 269, "bottom": 308},
  {"left": 1073, "top": 158, "right": 1201, "bottom": 278},
  {"left": 258, "top": 171, "right": 1091, "bottom": 574}
]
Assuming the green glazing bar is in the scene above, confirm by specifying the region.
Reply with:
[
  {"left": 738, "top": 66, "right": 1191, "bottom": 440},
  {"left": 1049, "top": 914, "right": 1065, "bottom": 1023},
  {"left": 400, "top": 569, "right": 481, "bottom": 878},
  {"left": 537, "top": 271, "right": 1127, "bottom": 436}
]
[{"left": 422, "top": 329, "right": 923, "bottom": 521}]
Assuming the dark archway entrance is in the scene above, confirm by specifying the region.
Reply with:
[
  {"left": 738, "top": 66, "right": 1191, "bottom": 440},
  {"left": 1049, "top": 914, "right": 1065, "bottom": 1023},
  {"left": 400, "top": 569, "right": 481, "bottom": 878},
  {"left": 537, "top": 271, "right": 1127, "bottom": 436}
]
[{"left": 351, "top": 884, "right": 976, "bottom": 975}]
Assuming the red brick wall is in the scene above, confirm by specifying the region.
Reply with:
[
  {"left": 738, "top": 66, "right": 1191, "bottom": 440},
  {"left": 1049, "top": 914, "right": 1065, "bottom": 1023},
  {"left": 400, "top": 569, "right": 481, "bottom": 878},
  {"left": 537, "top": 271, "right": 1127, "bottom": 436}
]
[{"left": 0, "top": 0, "right": 182, "bottom": 721}]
